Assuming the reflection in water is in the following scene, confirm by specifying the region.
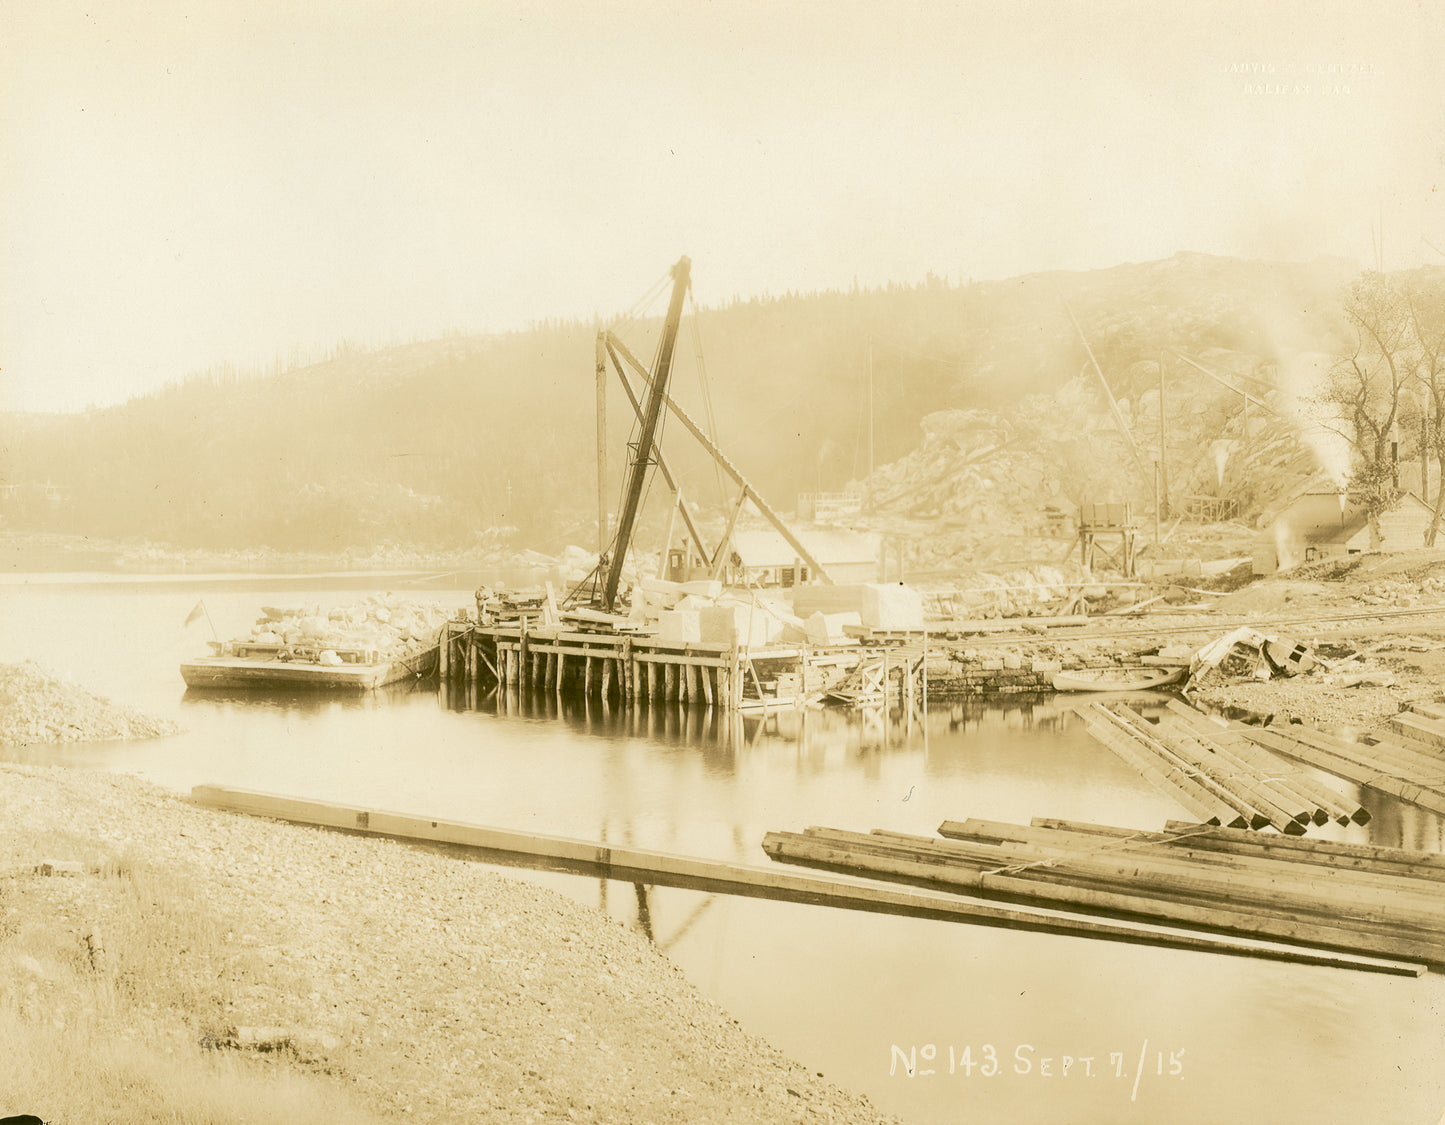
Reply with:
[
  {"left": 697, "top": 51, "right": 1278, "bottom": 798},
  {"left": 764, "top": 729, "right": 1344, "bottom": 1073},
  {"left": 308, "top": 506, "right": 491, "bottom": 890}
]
[{"left": 6, "top": 579, "right": 1445, "bottom": 1125}]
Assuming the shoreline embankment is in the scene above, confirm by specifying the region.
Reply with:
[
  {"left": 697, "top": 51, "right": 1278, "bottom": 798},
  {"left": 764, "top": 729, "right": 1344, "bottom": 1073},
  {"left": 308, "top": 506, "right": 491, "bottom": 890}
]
[{"left": 0, "top": 763, "right": 895, "bottom": 1124}]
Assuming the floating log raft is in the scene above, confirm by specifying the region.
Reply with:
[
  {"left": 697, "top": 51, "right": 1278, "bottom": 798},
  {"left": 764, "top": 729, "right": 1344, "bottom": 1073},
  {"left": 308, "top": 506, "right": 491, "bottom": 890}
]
[
  {"left": 1073, "top": 702, "right": 1364, "bottom": 832},
  {"left": 761, "top": 817, "right": 1445, "bottom": 971},
  {"left": 1239, "top": 704, "right": 1445, "bottom": 819}
]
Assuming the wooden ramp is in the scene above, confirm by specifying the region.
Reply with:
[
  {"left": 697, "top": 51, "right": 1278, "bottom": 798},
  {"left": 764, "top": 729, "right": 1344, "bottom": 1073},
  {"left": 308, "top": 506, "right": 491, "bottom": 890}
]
[
  {"left": 189, "top": 785, "right": 1418, "bottom": 974},
  {"left": 1073, "top": 700, "right": 1366, "bottom": 831},
  {"left": 762, "top": 817, "right": 1442, "bottom": 973}
]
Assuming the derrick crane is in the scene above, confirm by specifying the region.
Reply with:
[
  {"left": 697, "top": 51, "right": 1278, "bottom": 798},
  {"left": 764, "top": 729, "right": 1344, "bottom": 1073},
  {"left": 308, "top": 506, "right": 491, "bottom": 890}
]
[{"left": 599, "top": 255, "right": 691, "bottom": 611}]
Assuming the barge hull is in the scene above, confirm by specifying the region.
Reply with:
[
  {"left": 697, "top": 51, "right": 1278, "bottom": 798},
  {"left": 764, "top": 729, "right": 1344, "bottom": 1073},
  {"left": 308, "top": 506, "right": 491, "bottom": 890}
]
[{"left": 181, "top": 647, "right": 437, "bottom": 692}]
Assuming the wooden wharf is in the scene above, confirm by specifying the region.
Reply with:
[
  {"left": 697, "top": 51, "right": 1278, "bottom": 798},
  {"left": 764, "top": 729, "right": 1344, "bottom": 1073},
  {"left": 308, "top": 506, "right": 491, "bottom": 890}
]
[{"left": 438, "top": 617, "right": 902, "bottom": 716}]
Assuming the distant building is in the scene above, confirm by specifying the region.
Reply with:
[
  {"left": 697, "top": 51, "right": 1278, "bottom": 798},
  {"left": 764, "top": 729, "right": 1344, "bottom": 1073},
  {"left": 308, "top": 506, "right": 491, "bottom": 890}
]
[
  {"left": 667, "top": 525, "right": 882, "bottom": 586},
  {"left": 1252, "top": 491, "right": 1436, "bottom": 574},
  {"left": 796, "top": 490, "right": 864, "bottom": 524}
]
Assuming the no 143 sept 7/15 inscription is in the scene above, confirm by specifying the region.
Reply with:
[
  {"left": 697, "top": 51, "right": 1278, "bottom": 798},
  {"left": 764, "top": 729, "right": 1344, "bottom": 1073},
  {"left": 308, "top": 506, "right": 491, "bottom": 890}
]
[{"left": 890, "top": 1040, "right": 1185, "bottom": 1101}]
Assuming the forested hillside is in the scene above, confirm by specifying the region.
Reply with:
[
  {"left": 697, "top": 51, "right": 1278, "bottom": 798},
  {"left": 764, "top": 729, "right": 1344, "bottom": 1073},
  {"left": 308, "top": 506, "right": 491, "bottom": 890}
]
[{"left": 0, "top": 252, "right": 1373, "bottom": 555}]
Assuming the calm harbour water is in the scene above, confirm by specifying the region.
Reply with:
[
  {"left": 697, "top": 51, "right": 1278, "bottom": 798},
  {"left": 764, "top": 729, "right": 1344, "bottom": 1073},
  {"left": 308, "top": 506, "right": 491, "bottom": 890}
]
[{"left": 3, "top": 574, "right": 1444, "bottom": 1125}]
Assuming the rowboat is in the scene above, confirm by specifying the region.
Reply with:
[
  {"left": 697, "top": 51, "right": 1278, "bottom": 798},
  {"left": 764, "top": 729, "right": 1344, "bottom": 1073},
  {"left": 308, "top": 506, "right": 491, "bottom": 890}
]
[
  {"left": 1051, "top": 666, "right": 1185, "bottom": 692},
  {"left": 180, "top": 638, "right": 438, "bottom": 692}
]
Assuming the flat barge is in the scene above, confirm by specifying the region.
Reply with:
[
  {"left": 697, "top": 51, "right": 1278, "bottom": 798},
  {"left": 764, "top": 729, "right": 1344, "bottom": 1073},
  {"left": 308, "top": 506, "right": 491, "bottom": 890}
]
[{"left": 182, "top": 639, "right": 439, "bottom": 692}]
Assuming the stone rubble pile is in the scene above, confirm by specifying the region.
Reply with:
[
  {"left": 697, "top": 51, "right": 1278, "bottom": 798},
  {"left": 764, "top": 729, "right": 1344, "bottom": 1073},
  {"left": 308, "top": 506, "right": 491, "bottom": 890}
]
[
  {"left": 243, "top": 595, "right": 449, "bottom": 662},
  {"left": 1358, "top": 577, "right": 1445, "bottom": 606}
]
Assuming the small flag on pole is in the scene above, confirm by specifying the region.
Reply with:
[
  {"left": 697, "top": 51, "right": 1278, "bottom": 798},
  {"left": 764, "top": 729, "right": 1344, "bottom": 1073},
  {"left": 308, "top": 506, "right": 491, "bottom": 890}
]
[{"left": 184, "top": 600, "right": 206, "bottom": 627}]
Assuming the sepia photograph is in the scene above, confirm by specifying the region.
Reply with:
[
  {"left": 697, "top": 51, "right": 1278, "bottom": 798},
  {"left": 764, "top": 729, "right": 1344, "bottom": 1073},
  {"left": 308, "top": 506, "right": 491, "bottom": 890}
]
[{"left": 3, "top": 2, "right": 1445, "bottom": 1122}]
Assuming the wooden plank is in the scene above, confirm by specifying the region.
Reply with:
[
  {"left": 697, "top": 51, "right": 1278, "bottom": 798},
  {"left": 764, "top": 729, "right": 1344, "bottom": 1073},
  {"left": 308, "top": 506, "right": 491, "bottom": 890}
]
[
  {"left": 631, "top": 651, "right": 731, "bottom": 668},
  {"left": 809, "top": 827, "right": 1445, "bottom": 930},
  {"left": 1157, "top": 713, "right": 1317, "bottom": 826},
  {"left": 181, "top": 787, "right": 1424, "bottom": 974},
  {"left": 1086, "top": 707, "right": 1246, "bottom": 827},
  {"left": 1151, "top": 714, "right": 1306, "bottom": 833},
  {"left": 763, "top": 832, "right": 1439, "bottom": 967},
  {"left": 1383, "top": 711, "right": 1445, "bottom": 753},
  {"left": 1109, "top": 706, "right": 1277, "bottom": 830},
  {"left": 1036, "top": 816, "right": 1445, "bottom": 877},
  {"left": 1353, "top": 736, "right": 1445, "bottom": 786},
  {"left": 1156, "top": 821, "right": 1445, "bottom": 876},
  {"left": 1080, "top": 715, "right": 1229, "bottom": 826},
  {"left": 791, "top": 828, "right": 1445, "bottom": 955},
  {"left": 1161, "top": 702, "right": 1364, "bottom": 825},
  {"left": 939, "top": 819, "right": 1445, "bottom": 897},
  {"left": 1243, "top": 730, "right": 1445, "bottom": 818},
  {"left": 1280, "top": 727, "right": 1445, "bottom": 802}
]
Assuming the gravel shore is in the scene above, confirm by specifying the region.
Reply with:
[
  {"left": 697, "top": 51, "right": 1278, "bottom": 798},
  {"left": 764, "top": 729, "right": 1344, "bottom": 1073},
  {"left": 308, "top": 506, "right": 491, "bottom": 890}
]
[{"left": 0, "top": 764, "right": 894, "bottom": 1124}]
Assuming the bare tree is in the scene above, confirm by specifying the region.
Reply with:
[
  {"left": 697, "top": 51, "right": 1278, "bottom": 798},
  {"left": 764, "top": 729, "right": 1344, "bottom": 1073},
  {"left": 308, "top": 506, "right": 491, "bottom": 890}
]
[
  {"left": 1407, "top": 280, "right": 1445, "bottom": 543},
  {"left": 1315, "top": 272, "right": 1419, "bottom": 546}
]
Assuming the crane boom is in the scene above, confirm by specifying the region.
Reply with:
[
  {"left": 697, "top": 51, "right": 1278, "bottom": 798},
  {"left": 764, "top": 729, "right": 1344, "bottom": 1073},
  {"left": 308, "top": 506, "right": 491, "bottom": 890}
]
[{"left": 601, "top": 255, "right": 690, "bottom": 611}]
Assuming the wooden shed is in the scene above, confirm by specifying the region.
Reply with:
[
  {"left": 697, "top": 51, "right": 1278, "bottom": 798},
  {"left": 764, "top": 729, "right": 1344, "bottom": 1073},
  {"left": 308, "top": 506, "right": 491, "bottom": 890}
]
[
  {"left": 1253, "top": 491, "right": 1435, "bottom": 574},
  {"left": 707, "top": 526, "right": 883, "bottom": 586}
]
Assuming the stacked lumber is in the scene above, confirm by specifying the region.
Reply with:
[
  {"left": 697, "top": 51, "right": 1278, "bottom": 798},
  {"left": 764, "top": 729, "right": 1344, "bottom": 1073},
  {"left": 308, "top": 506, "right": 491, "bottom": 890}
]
[
  {"left": 1240, "top": 702, "right": 1445, "bottom": 818},
  {"left": 761, "top": 817, "right": 1445, "bottom": 970},
  {"left": 1074, "top": 701, "right": 1366, "bottom": 832}
]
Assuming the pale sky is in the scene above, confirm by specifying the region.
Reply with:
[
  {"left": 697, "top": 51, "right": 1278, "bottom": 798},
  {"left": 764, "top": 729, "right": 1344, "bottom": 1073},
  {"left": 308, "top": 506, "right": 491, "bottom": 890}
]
[{"left": 2, "top": 0, "right": 1443, "bottom": 413}]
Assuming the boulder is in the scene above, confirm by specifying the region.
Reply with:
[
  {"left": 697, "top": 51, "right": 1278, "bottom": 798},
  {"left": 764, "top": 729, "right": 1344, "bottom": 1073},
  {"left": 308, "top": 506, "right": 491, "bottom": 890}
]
[{"left": 859, "top": 583, "right": 925, "bottom": 630}]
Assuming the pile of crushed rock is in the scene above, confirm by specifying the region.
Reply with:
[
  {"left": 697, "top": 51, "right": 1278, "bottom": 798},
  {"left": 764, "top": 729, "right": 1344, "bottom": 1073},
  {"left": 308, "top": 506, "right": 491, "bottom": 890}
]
[{"left": 0, "top": 661, "right": 181, "bottom": 746}]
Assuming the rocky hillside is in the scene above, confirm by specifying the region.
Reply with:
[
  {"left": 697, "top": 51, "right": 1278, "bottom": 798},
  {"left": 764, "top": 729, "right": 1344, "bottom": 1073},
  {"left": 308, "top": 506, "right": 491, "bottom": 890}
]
[
  {"left": 851, "top": 345, "right": 1326, "bottom": 573},
  {"left": 3, "top": 252, "right": 1415, "bottom": 557}
]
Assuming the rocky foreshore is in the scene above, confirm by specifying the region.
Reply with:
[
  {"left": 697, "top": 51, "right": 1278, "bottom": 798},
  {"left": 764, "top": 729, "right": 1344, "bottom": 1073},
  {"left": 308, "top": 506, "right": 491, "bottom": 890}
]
[
  {"left": 0, "top": 661, "right": 183, "bottom": 746},
  {"left": 0, "top": 764, "right": 894, "bottom": 1124}
]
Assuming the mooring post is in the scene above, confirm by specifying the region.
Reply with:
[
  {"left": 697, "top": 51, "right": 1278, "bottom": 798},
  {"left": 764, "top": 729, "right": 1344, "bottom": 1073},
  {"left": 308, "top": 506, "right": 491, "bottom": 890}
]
[
  {"left": 439, "top": 623, "right": 450, "bottom": 681},
  {"left": 646, "top": 661, "right": 658, "bottom": 702},
  {"left": 519, "top": 621, "right": 531, "bottom": 696},
  {"left": 584, "top": 654, "right": 594, "bottom": 697},
  {"left": 922, "top": 630, "right": 929, "bottom": 716},
  {"left": 556, "top": 651, "right": 567, "bottom": 698},
  {"left": 905, "top": 655, "right": 914, "bottom": 735},
  {"left": 664, "top": 663, "right": 676, "bottom": 702},
  {"left": 701, "top": 662, "right": 714, "bottom": 706}
]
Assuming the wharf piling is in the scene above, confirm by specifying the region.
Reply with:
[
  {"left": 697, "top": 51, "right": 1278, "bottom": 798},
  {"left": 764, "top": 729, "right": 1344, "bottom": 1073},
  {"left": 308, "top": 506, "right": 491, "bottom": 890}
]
[{"left": 442, "top": 619, "right": 759, "bottom": 712}]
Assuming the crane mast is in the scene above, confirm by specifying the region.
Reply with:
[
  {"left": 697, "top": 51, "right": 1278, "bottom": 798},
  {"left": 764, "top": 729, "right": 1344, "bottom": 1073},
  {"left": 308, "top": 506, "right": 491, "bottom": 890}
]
[{"left": 600, "top": 255, "right": 690, "bottom": 611}]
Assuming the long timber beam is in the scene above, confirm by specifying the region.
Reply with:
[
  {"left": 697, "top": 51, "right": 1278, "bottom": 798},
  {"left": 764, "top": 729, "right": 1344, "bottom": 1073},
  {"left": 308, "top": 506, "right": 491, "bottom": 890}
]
[{"left": 189, "top": 786, "right": 1423, "bottom": 974}]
